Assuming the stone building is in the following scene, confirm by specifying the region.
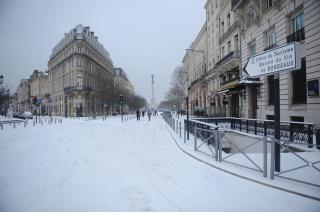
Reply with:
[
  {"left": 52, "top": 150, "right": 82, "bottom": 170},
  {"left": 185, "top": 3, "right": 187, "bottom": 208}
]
[
  {"left": 30, "top": 70, "right": 49, "bottom": 114},
  {"left": 183, "top": 0, "right": 320, "bottom": 127},
  {"left": 16, "top": 79, "right": 31, "bottom": 112},
  {"left": 48, "top": 24, "right": 114, "bottom": 117},
  {"left": 232, "top": 0, "right": 320, "bottom": 126},
  {"left": 205, "top": 0, "right": 241, "bottom": 117},
  {"left": 114, "top": 67, "right": 134, "bottom": 95},
  {"left": 186, "top": 23, "right": 208, "bottom": 116}
]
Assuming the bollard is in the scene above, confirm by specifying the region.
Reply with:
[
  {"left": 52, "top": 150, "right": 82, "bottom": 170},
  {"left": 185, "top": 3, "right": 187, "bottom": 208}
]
[
  {"left": 194, "top": 127, "right": 197, "bottom": 151},
  {"left": 184, "top": 122, "right": 186, "bottom": 143},
  {"left": 263, "top": 137, "right": 268, "bottom": 178},
  {"left": 176, "top": 120, "right": 178, "bottom": 135},
  {"left": 218, "top": 132, "right": 223, "bottom": 162},
  {"left": 24, "top": 122, "right": 27, "bottom": 128},
  {"left": 55, "top": 119, "right": 57, "bottom": 124},
  {"left": 172, "top": 119, "right": 176, "bottom": 131},
  {"left": 270, "top": 138, "right": 275, "bottom": 180},
  {"left": 14, "top": 123, "right": 16, "bottom": 128},
  {"left": 33, "top": 120, "right": 35, "bottom": 126},
  {"left": 214, "top": 129, "right": 219, "bottom": 161},
  {"left": 41, "top": 120, "right": 43, "bottom": 125},
  {"left": 0, "top": 123, "right": 3, "bottom": 130},
  {"left": 179, "top": 122, "right": 181, "bottom": 138}
]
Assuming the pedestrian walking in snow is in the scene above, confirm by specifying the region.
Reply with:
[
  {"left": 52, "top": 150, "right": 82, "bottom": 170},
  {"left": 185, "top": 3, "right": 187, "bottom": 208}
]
[
  {"left": 142, "top": 110, "right": 145, "bottom": 118},
  {"left": 147, "top": 110, "right": 152, "bottom": 121},
  {"left": 136, "top": 110, "right": 140, "bottom": 121}
]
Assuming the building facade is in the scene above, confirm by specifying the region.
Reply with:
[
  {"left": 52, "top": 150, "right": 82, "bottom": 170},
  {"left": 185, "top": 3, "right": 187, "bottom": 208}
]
[
  {"left": 114, "top": 67, "right": 134, "bottom": 95},
  {"left": 48, "top": 25, "right": 114, "bottom": 117},
  {"left": 233, "top": 0, "right": 320, "bottom": 127},
  {"left": 16, "top": 79, "right": 31, "bottom": 112},
  {"left": 183, "top": 0, "right": 320, "bottom": 127},
  {"left": 205, "top": 0, "right": 241, "bottom": 117},
  {"left": 30, "top": 70, "right": 49, "bottom": 114},
  {"left": 186, "top": 23, "right": 208, "bottom": 116}
]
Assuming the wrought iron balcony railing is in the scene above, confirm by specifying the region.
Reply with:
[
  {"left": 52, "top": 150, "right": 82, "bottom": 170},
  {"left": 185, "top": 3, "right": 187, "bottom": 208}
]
[
  {"left": 287, "top": 28, "right": 305, "bottom": 43},
  {"left": 215, "top": 51, "right": 240, "bottom": 67},
  {"left": 64, "top": 86, "right": 93, "bottom": 94}
]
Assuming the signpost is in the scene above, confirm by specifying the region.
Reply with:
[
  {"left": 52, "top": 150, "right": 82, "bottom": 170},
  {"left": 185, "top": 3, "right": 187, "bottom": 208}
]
[{"left": 245, "top": 42, "right": 301, "bottom": 172}]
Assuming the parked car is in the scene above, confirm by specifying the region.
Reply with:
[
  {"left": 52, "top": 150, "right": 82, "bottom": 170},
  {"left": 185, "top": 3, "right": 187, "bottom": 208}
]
[
  {"left": 13, "top": 112, "right": 21, "bottom": 118},
  {"left": 20, "top": 111, "right": 33, "bottom": 119}
]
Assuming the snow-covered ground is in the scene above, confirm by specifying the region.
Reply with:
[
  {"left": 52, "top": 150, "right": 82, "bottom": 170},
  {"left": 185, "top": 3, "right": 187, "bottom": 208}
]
[{"left": 0, "top": 115, "right": 320, "bottom": 212}]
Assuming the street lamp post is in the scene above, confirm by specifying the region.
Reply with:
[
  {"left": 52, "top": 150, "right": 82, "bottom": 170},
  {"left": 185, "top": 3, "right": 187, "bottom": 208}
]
[
  {"left": 120, "top": 94, "right": 123, "bottom": 122},
  {"left": 0, "top": 75, "right": 3, "bottom": 116}
]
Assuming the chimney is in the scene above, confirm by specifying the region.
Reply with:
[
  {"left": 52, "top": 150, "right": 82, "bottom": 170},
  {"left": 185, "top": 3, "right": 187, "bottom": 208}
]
[
  {"left": 94, "top": 36, "right": 98, "bottom": 41},
  {"left": 90, "top": 32, "right": 94, "bottom": 37}
]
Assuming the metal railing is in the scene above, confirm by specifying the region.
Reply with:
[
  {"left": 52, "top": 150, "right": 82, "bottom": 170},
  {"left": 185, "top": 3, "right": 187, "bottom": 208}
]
[
  {"left": 215, "top": 51, "right": 240, "bottom": 67},
  {"left": 193, "top": 117, "right": 314, "bottom": 145},
  {"left": 287, "top": 28, "right": 305, "bottom": 43},
  {"left": 166, "top": 118, "right": 320, "bottom": 188}
]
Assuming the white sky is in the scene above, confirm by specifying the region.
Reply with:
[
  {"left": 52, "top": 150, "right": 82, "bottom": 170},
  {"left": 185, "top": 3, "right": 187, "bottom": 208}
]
[{"left": 0, "top": 0, "right": 206, "bottom": 102}]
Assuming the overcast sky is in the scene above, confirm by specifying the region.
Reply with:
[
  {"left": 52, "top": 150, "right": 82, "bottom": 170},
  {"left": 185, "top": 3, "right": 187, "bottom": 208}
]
[{"left": 0, "top": 0, "right": 206, "bottom": 103}]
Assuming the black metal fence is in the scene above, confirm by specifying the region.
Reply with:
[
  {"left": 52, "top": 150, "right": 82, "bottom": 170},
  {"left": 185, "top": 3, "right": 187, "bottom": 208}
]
[{"left": 190, "top": 118, "right": 315, "bottom": 146}]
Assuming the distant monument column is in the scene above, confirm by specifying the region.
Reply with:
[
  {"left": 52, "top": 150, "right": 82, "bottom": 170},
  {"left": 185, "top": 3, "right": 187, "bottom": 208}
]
[{"left": 151, "top": 74, "right": 155, "bottom": 109}]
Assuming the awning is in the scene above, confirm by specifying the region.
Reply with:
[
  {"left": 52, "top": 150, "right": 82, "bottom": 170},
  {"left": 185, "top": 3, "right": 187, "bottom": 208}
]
[
  {"left": 217, "top": 89, "right": 229, "bottom": 95},
  {"left": 238, "top": 76, "right": 261, "bottom": 85}
]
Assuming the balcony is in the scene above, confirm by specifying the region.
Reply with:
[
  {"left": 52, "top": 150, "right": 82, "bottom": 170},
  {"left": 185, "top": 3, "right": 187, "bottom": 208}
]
[
  {"left": 64, "top": 86, "right": 93, "bottom": 94},
  {"left": 219, "top": 21, "right": 240, "bottom": 44},
  {"left": 287, "top": 28, "right": 305, "bottom": 43},
  {"left": 215, "top": 51, "right": 240, "bottom": 67}
]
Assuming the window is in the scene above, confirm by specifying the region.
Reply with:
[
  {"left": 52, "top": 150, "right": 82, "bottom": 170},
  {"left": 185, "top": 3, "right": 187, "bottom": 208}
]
[
  {"left": 77, "top": 58, "right": 82, "bottom": 67},
  {"left": 221, "top": 46, "right": 225, "bottom": 57},
  {"left": 249, "top": 43, "right": 256, "bottom": 57},
  {"left": 77, "top": 47, "right": 81, "bottom": 53},
  {"left": 266, "top": 29, "right": 276, "bottom": 49},
  {"left": 227, "top": 13, "right": 230, "bottom": 29},
  {"left": 288, "top": 13, "right": 305, "bottom": 42},
  {"left": 267, "top": 0, "right": 273, "bottom": 10},
  {"left": 247, "top": 10, "right": 256, "bottom": 27},
  {"left": 268, "top": 75, "right": 274, "bottom": 105},
  {"left": 292, "top": 58, "right": 307, "bottom": 104},
  {"left": 76, "top": 77, "right": 82, "bottom": 86},
  {"left": 292, "top": 13, "right": 304, "bottom": 33},
  {"left": 227, "top": 41, "right": 231, "bottom": 53}
]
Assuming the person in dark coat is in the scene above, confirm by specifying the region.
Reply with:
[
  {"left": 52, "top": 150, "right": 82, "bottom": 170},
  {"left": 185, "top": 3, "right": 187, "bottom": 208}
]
[
  {"left": 136, "top": 109, "right": 140, "bottom": 121},
  {"left": 147, "top": 109, "right": 152, "bottom": 121}
]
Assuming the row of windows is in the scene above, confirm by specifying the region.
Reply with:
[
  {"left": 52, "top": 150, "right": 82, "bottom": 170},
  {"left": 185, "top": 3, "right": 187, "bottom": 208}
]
[{"left": 247, "top": 12, "right": 304, "bottom": 58}]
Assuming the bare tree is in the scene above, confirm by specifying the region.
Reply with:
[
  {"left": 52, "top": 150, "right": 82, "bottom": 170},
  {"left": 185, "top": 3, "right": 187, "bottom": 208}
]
[{"left": 162, "top": 65, "right": 187, "bottom": 113}]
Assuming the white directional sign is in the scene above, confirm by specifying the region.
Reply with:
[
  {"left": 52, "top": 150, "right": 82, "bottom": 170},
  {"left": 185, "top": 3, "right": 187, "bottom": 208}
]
[{"left": 245, "top": 42, "right": 301, "bottom": 77}]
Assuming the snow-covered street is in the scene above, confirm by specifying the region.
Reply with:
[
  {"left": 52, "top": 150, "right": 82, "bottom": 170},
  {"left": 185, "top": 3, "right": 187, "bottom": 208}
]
[{"left": 0, "top": 116, "right": 319, "bottom": 212}]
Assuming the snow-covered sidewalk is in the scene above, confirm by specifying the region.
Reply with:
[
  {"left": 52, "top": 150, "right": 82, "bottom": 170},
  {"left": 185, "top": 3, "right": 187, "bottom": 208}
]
[{"left": 0, "top": 116, "right": 319, "bottom": 212}]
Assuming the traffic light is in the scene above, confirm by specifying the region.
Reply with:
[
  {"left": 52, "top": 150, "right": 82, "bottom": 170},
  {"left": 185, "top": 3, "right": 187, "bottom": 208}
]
[{"left": 32, "top": 96, "right": 37, "bottom": 105}]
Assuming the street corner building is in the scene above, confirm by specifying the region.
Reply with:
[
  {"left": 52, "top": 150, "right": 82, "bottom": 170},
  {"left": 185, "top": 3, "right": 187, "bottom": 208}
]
[{"left": 48, "top": 24, "right": 114, "bottom": 117}]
